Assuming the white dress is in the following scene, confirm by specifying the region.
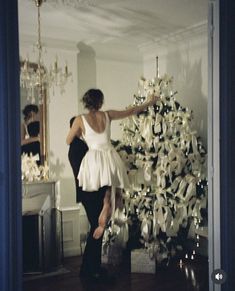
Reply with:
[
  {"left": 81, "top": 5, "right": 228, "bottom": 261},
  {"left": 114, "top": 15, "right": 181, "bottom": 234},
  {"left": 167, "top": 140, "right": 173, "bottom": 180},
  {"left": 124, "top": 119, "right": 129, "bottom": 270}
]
[{"left": 78, "top": 111, "right": 129, "bottom": 192}]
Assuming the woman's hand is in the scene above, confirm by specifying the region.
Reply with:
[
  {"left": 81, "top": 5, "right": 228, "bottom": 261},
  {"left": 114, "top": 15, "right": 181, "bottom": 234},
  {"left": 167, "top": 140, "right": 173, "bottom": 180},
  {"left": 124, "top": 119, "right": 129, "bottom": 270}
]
[
  {"left": 107, "top": 94, "right": 160, "bottom": 121},
  {"left": 148, "top": 94, "right": 160, "bottom": 106},
  {"left": 21, "top": 135, "right": 40, "bottom": 146}
]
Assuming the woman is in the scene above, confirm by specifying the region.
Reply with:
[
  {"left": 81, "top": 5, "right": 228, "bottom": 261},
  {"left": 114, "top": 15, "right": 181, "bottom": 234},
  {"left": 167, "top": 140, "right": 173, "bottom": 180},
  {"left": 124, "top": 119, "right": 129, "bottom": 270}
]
[
  {"left": 66, "top": 89, "right": 159, "bottom": 239},
  {"left": 21, "top": 104, "right": 41, "bottom": 165}
]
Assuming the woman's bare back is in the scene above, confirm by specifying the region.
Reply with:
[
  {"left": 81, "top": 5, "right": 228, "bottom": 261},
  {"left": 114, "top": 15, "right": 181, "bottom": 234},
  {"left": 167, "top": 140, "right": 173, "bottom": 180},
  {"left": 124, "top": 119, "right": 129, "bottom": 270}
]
[{"left": 81, "top": 111, "right": 107, "bottom": 135}]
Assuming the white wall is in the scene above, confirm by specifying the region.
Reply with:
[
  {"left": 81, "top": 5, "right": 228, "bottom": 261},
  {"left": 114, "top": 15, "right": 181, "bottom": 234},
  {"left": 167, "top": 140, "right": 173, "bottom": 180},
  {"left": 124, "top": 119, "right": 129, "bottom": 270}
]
[
  {"left": 77, "top": 43, "right": 143, "bottom": 140},
  {"left": 142, "top": 24, "right": 208, "bottom": 148},
  {"left": 20, "top": 29, "right": 208, "bottom": 210},
  {"left": 96, "top": 57, "right": 142, "bottom": 140},
  {"left": 47, "top": 48, "right": 79, "bottom": 207}
]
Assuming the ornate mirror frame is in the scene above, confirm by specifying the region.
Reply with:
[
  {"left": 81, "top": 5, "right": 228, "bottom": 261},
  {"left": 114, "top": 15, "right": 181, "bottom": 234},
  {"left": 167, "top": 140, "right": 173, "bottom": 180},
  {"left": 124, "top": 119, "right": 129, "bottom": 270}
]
[{"left": 39, "top": 91, "right": 48, "bottom": 165}]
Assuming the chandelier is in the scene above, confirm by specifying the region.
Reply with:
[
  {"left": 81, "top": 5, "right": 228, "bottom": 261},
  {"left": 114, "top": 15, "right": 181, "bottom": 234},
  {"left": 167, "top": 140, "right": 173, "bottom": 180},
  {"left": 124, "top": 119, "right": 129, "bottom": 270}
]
[{"left": 20, "top": 0, "right": 72, "bottom": 104}]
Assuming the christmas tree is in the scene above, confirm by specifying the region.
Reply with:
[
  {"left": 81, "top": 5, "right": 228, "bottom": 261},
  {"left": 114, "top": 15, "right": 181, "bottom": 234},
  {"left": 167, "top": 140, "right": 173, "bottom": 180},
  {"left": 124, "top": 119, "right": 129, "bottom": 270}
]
[{"left": 110, "top": 74, "right": 208, "bottom": 262}]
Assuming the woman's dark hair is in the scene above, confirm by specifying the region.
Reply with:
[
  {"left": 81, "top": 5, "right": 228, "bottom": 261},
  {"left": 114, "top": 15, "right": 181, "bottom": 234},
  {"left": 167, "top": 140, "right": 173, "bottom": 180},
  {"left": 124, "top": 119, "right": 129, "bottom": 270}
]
[
  {"left": 70, "top": 116, "right": 76, "bottom": 128},
  {"left": 81, "top": 89, "right": 104, "bottom": 111},
  {"left": 22, "top": 104, "right": 39, "bottom": 121}
]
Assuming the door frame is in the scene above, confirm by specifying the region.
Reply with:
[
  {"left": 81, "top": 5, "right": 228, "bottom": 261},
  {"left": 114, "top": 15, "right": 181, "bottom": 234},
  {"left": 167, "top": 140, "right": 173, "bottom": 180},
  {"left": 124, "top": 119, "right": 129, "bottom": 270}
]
[
  {"left": 208, "top": 1, "right": 221, "bottom": 291},
  {"left": 0, "top": 1, "right": 22, "bottom": 291}
]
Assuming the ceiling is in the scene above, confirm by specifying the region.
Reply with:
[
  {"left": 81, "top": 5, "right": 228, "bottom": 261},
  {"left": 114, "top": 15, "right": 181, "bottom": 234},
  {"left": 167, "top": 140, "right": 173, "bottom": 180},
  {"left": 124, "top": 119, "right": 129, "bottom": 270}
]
[{"left": 18, "top": 0, "right": 208, "bottom": 51}]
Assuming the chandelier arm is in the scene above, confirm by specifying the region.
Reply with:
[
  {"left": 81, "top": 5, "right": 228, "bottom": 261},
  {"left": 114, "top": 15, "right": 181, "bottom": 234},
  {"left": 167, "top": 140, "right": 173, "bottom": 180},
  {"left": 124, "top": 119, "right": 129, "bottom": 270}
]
[{"left": 36, "top": 1, "right": 43, "bottom": 98}]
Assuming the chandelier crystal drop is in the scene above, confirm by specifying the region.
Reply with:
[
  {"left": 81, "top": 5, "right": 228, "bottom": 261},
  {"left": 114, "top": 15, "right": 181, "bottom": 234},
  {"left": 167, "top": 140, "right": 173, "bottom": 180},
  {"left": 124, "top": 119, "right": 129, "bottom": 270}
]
[{"left": 20, "top": 0, "right": 72, "bottom": 104}]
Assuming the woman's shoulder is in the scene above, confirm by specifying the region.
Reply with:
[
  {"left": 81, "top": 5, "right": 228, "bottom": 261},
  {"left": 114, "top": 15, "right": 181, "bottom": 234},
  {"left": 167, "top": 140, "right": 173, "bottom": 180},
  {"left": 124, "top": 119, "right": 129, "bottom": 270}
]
[
  {"left": 97, "top": 110, "right": 110, "bottom": 120},
  {"left": 103, "top": 110, "right": 111, "bottom": 120},
  {"left": 75, "top": 115, "right": 83, "bottom": 121},
  {"left": 69, "top": 115, "right": 83, "bottom": 129},
  {"left": 84, "top": 111, "right": 106, "bottom": 118},
  {"left": 75, "top": 115, "right": 85, "bottom": 129}
]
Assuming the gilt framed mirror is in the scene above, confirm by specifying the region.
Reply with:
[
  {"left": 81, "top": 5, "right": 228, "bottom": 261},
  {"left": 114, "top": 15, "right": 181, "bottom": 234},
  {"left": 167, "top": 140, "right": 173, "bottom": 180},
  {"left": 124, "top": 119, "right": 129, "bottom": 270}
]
[{"left": 20, "top": 61, "right": 48, "bottom": 166}]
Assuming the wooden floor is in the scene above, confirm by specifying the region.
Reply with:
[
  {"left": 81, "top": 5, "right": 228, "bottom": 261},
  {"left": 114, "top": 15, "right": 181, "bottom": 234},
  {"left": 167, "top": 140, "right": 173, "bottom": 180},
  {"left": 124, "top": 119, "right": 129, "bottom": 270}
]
[{"left": 23, "top": 254, "right": 209, "bottom": 291}]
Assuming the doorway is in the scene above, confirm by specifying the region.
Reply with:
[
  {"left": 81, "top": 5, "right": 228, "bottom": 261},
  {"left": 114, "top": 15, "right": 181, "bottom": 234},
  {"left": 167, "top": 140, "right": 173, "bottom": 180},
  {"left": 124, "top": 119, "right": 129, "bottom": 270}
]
[{"left": 1, "top": 0, "right": 229, "bottom": 291}]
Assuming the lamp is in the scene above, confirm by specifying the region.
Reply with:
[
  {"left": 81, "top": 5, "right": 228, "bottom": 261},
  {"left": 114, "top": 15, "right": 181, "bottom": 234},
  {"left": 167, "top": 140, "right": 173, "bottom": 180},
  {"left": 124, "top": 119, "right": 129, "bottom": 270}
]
[{"left": 20, "top": 0, "right": 72, "bottom": 104}]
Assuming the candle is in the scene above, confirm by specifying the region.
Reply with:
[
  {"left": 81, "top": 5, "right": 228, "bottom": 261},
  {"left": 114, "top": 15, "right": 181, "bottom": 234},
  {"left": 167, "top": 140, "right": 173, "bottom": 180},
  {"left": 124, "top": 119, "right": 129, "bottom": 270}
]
[
  {"left": 179, "top": 259, "right": 183, "bottom": 268},
  {"left": 156, "top": 56, "right": 159, "bottom": 78},
  {"left": 54, "top": 56, "right": 58, "bottom": 71},
  {"left": 65, "top": 65, "right": 68, "bottom": 75}
]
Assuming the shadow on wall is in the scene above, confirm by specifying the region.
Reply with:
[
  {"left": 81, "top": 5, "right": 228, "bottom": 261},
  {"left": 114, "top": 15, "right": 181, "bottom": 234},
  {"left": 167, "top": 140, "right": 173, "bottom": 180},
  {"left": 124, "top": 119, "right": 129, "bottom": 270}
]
[
  {"left": 77, "top": 42, "right": 97, "bottom": 108},
  {"left": 166, "top": 50, "right": 208, "bottom": 148},
  {"left": 49, "top": 150, "right": 65, "bottom": 180},
  {"left": 48, "top": 152, "right": 79, "bottom": 206}
]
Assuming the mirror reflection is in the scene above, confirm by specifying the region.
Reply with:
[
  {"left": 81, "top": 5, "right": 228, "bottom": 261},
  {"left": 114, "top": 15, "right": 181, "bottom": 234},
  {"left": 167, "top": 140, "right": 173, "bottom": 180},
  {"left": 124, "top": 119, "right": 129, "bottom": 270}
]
[
  {"left": 20, "top": 85, "right": 48, "bottom": 166},
  {"left": 21, "top": 103, "right": 41, "bottom": 165}
]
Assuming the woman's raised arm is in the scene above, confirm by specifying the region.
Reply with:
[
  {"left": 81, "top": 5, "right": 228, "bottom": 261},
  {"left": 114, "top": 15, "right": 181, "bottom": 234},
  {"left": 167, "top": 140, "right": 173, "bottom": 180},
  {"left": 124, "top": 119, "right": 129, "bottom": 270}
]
[{"left": 107, "top": 94, "right": 159, "bottom": 121}]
